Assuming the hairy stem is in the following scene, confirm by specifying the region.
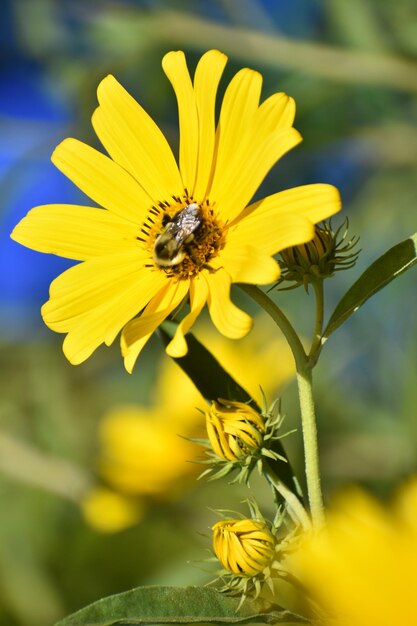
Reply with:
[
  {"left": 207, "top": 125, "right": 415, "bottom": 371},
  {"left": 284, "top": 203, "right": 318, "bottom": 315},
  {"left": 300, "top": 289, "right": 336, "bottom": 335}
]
[
  {"left": 239, "top": 284, "right": 307, "bottom": 370},
  {"left": 296, "top": 368, "right": 325, "bottom": 527},
  {"left": 309, "top": 279, "right": 324, "bottom": 359},
  {"left": 240, "top": 284, "right": 325, "bottom": 527},
  {"left": 264, "top": 463, "right": 312, "bottom": 530}
]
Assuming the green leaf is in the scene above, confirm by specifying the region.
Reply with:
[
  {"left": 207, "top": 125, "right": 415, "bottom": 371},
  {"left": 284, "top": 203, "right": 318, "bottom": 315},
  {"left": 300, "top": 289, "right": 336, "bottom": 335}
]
[
  {"left": 54, "top": 585, "right": 308, "bottom": 626},
  {"left": 158, "top": 327, "right": 256, "bottom": 406},
  {"left": 323, "top": 233, "right": 417, "bottom": 339},
  {"left": 158, "top": 328, "right": 298, "bottom": 494}
]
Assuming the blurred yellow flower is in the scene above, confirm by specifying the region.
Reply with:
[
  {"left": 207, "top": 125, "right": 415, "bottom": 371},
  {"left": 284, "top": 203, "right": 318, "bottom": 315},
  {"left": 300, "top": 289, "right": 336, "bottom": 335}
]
[
  {"left": 81, "top": 488, "right": 144, "bottom": 533},
  {"left": 11, "top": 49, "right": 340, "bottom": 372},
  {"left": 212, "top": 518, "right": 276, "bottom": 578},
  {"left": 293, "top": 478, "right": 417, "bottom": 625},
  {"left": 99, "top": 405, "right": 201, "bottom": 499}
]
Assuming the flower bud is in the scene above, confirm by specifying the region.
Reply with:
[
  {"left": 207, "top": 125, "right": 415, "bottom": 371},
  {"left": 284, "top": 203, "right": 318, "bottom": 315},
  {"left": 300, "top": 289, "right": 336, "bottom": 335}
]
[
  {"left": 279, "top": 219, "right": 359, "bottom": 289},
  {"left": 212, "top": 518, "right": 276, "bottom": 577},
  {"left": 206, "top": 400, "right": 265, "bottom": 462}
]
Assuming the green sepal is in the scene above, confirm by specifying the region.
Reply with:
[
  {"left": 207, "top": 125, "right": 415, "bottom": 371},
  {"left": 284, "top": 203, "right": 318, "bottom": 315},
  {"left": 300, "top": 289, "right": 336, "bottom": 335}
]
[
  {"left": 323, "top": 233, "right": 417, "bottom": 339},
  {"left": 158, "top": 327, "right": 296, "bottom": 494},
  {"left": 54, "top": 585, "right": 308, "bottom": 625}
]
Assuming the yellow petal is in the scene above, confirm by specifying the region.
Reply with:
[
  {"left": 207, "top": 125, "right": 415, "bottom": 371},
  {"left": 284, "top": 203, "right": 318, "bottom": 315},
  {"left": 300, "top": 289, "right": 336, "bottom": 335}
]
[
  {"left": 103, "top": 271, "right": 169, "bottom": 346},
  {"left": 235, "top": 184, "right": 342, "bottom": 227},
  {"left": 228, "top": 211, "right": 315, "bottom": 256},
  {"left": 121, "top": 280, "right": 189, "bottom": 373},
  {"left": 41, "top": 253, "right": 168, "bottom": 364},
  {"left": 52, "top": 138, "right": 151, "bottom": 224},
  {"left": 122, "top": 317, "right": 162, "bottom": 374},
  {"left": 207, "top": 67, "right": 302, "bottom": 223},
  {"left": 216, "top": 243, "right": 281, "bottom": 285},
  {"left": 92, "top": 75, "right": 183, "bottom": 202},
  {"left": 205, "top": 269, "right": 253, "bottom": 339},
  {"left": 11, "top": 204, "right": 138, "bottom": 260},
  {"left": 43, "top": 250, "right": 149, "bottom": 327},
  {"left": 208, "top": 415, "right": 236, "bottom": 462},
  {"left": 192, "top": 50, "right": 228, "bottom": 200},
  {"left": 254, "top": 92, "right": 296, "bottom": 139},
  {"left": 162, "top": 51, "right": 198, "bottom": 196},
  {"left": 213, "top": 127, "right": 302, "bottom": 224},
  {"left": 208, "top": 67, "right": 262, "bottom": 204},
  {"left": 166, "top": 274, "right": 209, "bottom": 357},
  {"left": 206, "top": 416, "right": 230, "bottom": 460},
  {"left": 121, "top": 283, "right": 172, "bottom": 359},
  {"left": 61, "top": 269, "right": 165, "bottom": 365}
]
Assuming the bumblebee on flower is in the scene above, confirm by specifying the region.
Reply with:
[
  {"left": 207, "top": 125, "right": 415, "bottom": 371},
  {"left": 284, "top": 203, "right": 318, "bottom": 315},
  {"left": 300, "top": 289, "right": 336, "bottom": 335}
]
[{"left": 11, "top": 49, "right": 341, "bottom": 372}]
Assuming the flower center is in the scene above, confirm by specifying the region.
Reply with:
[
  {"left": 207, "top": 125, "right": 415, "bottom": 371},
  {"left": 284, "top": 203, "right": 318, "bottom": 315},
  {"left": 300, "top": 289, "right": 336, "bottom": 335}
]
[{"left": 139, "top": 193, "right": 225, "bottom": 279}]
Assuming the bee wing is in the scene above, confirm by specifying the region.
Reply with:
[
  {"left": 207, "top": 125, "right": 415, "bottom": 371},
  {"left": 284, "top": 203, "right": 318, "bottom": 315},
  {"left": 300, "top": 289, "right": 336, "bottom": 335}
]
[
  {"left": 168, "top": 204, "right": 201, "bottom": 244},
  {"left": 163, "top": 219, "right": 187, "bottom": 245}
]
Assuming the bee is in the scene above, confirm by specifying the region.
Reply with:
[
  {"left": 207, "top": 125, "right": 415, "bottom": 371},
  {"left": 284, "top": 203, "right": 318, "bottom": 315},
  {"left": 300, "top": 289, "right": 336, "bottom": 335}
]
[{"left": 153, "top": 202, "right": 202, "bottom": 267}]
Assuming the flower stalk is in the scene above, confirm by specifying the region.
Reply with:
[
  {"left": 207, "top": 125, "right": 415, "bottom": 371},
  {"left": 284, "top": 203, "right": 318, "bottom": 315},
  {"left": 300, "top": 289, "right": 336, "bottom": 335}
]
[
  {"left": 239, "top": 284, "right": 307, "bottom": 371},
  {"left": 296, "top": 368, "right": 325, "bottom": 527},
  {"left": 308, "top": 278, "right": 324, "bottom": 360},
  {"left": 263, "top": 463, "right": 311, "bottom": 530},
  {"left": 241, "top": 284, "right": 325, "bottom": 528}
]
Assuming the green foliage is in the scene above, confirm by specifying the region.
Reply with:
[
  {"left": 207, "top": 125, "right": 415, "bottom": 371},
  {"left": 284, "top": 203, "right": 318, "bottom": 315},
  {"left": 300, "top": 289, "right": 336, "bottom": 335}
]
[
  {"left": 324, "top": 233, "right": 417, "bottom": 339},
  {"left": 54, "top": 585, "right": 307, "bottom": 626}
]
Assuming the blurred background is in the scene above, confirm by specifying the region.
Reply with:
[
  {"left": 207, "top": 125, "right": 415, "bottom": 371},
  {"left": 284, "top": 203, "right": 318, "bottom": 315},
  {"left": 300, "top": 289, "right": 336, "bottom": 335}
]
[{"left": 1, "top": 1, "right": 417, "bottom": 624}]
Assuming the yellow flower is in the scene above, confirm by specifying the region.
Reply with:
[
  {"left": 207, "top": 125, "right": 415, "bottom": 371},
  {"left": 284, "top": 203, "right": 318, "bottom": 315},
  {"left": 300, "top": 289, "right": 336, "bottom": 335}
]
[
  {"left": 11, "top": 50, "right": 341, "bottom": 371},
  {"left": 293, "top": 479, "right": 417, "bottom": 625},
  {"left": 81, "top": 487, "right": 144, "bottom": 533},
  {"left": 212, "top": 518, "right": 276, "bottom": 577},
  {"left": 206, "top": 399, "right": 265, "bottom": 462}
]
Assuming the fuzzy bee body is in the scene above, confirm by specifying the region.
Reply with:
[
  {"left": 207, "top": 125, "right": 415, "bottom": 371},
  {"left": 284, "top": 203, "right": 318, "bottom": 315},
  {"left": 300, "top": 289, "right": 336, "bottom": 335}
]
[{"left": 153, "top": 203, "right": 202, "bottom": 267}]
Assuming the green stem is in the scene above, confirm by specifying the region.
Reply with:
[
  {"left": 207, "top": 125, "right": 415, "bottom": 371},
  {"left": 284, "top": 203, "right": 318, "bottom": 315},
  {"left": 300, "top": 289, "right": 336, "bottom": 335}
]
[
  {"left": 239, "top": 284, "right": 307, "bottom": 370},
  {"left": 240, "top": 284, "right": 325, "bottom": 528},
  {"left": 309, "top": 279, "right": 324, "bottom": 359},
  {"left": 264, "top": 463, "right": 312, "bottom": 530},
  {"left": 296, "top": 368, "right": 325, "bottom": 527}
]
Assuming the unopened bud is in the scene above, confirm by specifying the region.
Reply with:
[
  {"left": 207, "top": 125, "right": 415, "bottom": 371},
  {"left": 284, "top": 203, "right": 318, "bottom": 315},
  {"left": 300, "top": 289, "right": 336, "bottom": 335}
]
[
  {"left": 206, "top": 400, "right": 265, "bottom": 462},
  {"left": 279, "top": 219, "right": 359, "bottom": 289},
  {"left": 212, "top": 518, "right": 275, "bottom": 577}
]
